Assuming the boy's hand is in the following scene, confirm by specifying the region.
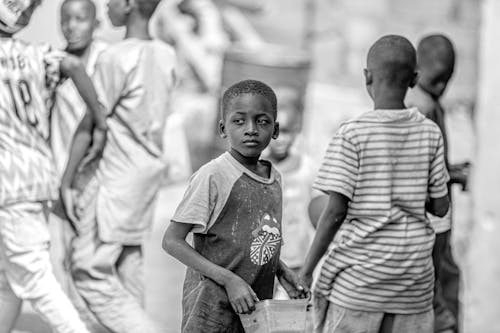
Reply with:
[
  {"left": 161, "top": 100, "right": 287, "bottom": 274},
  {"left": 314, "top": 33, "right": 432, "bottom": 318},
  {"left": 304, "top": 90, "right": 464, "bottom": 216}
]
[
  {"left": 59, "top": 186, "right": 78, "bottom": 234},
  {"left": 278, "top": 266, "right": 310, "bottom": 299},
  {"left": 223, "top": 273, "right": 259, "bottom": 315},
  {"left": 297, "top": 269, "right": 314, "bottom": 291},
  {"left": 79, "top": 127, "right": 106, "bottom": 170}
]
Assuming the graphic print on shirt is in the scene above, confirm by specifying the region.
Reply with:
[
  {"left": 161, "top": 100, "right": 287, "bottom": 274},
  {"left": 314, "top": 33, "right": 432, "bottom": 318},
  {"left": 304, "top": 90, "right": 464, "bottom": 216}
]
[{"left": 250, "top": 213, "right": 281, "bottom": 266}]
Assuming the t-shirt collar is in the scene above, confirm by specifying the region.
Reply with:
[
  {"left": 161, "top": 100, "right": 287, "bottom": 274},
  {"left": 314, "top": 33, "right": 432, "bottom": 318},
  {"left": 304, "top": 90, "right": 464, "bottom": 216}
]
[{"left": 223, "top": 152, "right": 277, "bottom": 184}]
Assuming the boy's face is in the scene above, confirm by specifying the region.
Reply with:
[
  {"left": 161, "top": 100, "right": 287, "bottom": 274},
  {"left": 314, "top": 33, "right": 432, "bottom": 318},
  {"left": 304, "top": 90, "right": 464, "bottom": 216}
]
[
  {"left": 268, "top": 108, "right": 299, "bottom": 161},
  {"left": 61, "top": 1, "right": 97, "bottom": 52},
  {"left": 220, "top": 93, "right": 279, "bottom": 159},
  {"left": 418, "top": 62, "right": 454, "bottom": 99},
  {"left": 107, "top": 0, "right": 129, "bottom": 27}
]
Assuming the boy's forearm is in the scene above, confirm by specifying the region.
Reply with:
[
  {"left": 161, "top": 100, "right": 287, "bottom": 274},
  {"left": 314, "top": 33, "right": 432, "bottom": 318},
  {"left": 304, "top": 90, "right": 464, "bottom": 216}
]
[
  {"left": 163, "top": 229, "right": 233, "bottom": 286},
  {"left": 60, "top": 56, "right": 107, "bottom": 131},
  {"left": 302, "top": 193, "right": 348, "bottom": 276},
  {"left": 60, "top": 115, "right": 92, "bottom": 188}
]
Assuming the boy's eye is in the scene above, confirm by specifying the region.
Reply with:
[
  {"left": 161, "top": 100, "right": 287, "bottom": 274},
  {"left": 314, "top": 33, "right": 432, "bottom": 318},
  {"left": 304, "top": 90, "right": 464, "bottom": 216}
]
[
  {"left": 232, "top": 119, "right": 244, "bottom": 125},
  {"left": 257, "top": 118, "right": 270, "bottom": 125}
]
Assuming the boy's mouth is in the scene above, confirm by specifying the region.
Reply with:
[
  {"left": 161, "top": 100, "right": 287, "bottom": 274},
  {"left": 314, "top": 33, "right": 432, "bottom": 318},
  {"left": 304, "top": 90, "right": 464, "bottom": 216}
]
[{"left": 242, "top": 139, "right": 259, "bottom": 146}]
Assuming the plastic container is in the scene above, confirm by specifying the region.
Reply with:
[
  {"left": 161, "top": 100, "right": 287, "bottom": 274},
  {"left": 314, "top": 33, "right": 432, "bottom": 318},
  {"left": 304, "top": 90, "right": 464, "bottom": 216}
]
[{"left": 239, "top": 299, "right": 309, "bottom": 333}]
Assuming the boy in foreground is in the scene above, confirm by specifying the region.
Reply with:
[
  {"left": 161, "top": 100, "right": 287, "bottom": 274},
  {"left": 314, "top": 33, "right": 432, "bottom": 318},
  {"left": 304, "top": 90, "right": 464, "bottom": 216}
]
[
  {"left": 163, "top": 80, "right": 308, "bottom": 332},
  {"left": 299, "top": 35, "right": 450, "bottom": 333}
]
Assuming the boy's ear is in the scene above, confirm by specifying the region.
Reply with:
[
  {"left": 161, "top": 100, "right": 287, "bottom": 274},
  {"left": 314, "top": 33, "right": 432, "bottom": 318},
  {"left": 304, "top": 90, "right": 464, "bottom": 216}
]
[
  {"left": 272, "top": 122, "right": 279, "bottom": 139},
  {"left": 124, "top": 0, "right": 133, "bottom": 15},
  {"left": 363, "top": 68, "right": 372, "bottom": 86},
  {"left": 218, "top": 120, "right": 227, "bottom": 138},
  {"left": 409, "top": 71, "right": 419, "bottom": 88}
]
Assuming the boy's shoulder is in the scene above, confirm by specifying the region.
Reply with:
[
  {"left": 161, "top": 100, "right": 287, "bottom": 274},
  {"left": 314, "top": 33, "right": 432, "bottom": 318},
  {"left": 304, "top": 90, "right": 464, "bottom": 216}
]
[
  {"left": 406, "top": 85, "right": 439, "bottom": 118},
  {"left": 97, "top": 39, "right": 175, "bottom": 69}
]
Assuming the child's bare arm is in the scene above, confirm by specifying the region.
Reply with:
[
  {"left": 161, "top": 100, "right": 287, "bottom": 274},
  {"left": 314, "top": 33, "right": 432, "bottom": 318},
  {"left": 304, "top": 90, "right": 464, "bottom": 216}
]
[
  {"left": 426, "top": 195, "right": 449, "bottom": 218},
  {"left": 60, "top": 54, "right": 107, "bottom": 164},
  {"left": 59, "top": 112, "right": 93, "bottom": 229},
  {"left": 299, "top": 192, "right": 349, "bottom": 287},
  {"left": 276, "top": 260, "right": 309, "bottom": 299},
  {"left": 163, "top": 221, "right": 259, "bottom": 314}
]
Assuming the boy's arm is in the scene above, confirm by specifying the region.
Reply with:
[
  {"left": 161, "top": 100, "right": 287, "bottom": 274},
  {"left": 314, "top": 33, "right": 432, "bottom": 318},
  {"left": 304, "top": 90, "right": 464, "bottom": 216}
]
[
  {"left": 163, "top": 221, "right": 259, "bottom": 314},
  {"left": 299, "top": 191, "right": 349, "bottom": 288},
  {"left": 60, "top": 54, "right": 107, "bottom": 165},
  {"left": 276, "top": 260, "right": 309, "bottom": 299},
  {"left": 59, "top": 112, "right": 93, "bottom": 227}
]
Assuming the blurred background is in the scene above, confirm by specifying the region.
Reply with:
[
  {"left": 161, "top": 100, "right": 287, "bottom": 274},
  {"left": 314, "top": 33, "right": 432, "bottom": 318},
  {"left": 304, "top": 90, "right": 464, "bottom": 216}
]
[{"left": 15, "top": 0, "right": 497, "bottom": 332}]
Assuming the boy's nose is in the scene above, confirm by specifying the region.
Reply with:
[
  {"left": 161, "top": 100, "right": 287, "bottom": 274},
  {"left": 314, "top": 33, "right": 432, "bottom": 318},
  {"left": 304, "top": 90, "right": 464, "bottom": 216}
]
[{"left": 245, "top": 122, "right": 258, "bottom": 135}]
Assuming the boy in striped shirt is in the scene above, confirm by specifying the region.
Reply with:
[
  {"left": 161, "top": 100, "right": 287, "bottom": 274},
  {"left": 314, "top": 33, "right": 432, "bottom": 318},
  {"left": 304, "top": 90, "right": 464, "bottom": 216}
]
[{"left": 299, "top": 35, "right": 450, "bottom": 333}]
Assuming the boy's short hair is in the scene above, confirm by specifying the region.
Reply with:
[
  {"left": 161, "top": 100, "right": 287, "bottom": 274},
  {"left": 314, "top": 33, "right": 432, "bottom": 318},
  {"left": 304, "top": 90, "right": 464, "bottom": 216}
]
[
  {"left": 135, "top": 0, "right": 162, "bottom": 19},
  {"left": 61, "top": 0, "right": 97, "bottom": 19},
  {"left": 367, "top": 35, "right": 417, "bottom": 88},
  {"left": 221, "top": 79, "right": 278, "bottom": 120},
  {"left": 417, "top": 34, "right": 455, "bottom": 72}
]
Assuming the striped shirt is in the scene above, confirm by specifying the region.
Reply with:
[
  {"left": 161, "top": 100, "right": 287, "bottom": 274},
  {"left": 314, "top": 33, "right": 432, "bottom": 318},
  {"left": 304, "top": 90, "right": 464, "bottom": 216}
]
[{"left": 313, "top": 108, "right": 449, "bottom": 314}]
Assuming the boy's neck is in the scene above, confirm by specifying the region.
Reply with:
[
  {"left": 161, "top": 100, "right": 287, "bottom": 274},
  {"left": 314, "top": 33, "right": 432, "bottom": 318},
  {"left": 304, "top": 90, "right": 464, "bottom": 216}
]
[
  {"left": 372, "top": 86, "right": 407, "bottom": 110},
  {"left": 66, "top": 43, "right": 92, "bottom": 67},
  {"left": 229, "top": 148, "right": 261, "bottom": 171},
  {"left": 124, "top": 16, "right": 152, "bottom": 40}
]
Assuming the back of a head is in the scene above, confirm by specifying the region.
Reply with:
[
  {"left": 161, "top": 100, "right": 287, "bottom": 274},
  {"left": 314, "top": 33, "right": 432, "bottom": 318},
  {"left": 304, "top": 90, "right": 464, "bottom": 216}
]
[
  {"left": 367, "top": 35, "right": 417, "bottom": 89},
  {"left": 417, "top": 34, "right": 455, "bottom": 74},
  {"left": 221, "top": 79, "right": 278, "bottom": 120},
  {"left": 135, "top": 0, "right": 162, "bottom": 19}
]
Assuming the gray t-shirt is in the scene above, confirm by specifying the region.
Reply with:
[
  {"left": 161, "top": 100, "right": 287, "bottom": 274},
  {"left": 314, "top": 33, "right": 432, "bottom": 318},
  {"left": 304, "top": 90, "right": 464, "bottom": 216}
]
[{"left": 172, "top": 152, "right": 283, "bottom": 332}]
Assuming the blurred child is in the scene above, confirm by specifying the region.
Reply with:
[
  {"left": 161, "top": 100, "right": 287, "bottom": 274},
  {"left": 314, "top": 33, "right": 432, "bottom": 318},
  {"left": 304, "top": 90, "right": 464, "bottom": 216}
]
[
  {"left": 406, "top": 34, "right": 468, "bottom": 333},
  {"left": 60, "top": 0, "right": 175, "bottom": 332},
  {"left": 163, "top": 80, "right": 308, "bottom": 332},
  {"left": 0, "top": 1, "right": 106, "bottom": 332},
  {"left": 52, "top": 0, "right": 107, "bottom": 177},
  {"left": 50, "top": 0, "right": 109, "bottom": 330},
  {"left": 299, "top": 35, "right": 450, "bottom": 333},
  {"left": 266, "top": 89, "right": 315, "bottom": 275}
]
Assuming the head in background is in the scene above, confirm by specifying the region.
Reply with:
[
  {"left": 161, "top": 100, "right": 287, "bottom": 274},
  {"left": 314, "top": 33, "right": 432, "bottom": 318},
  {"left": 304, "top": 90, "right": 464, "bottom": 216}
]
[
  {"left": 364, "top": 35, "right": 418, "bottom": 105},
  {"left": 107, "top": 0, "right": 161, "bottom": 27},
  {"left": 60, "top": 0, "right": 98, "bottom": 54},
  {"left": 219, "top": 79, "right": 279, "bottom": 159},
  {"left": 0, "top": 0, "right": 42, "bottom": 36},
  {"left": 416, "top": 34, "right": 455, "bottom": 99},
  {"left": 267, "top": 87, "right": 302, "bottom": 163}
]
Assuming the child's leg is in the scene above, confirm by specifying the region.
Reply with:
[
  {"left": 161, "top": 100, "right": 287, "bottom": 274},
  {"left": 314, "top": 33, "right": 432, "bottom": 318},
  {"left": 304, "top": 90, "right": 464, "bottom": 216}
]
[
  {"left": 70, "top": 184, "right": 160, "bottom": 333},
  {"left": 392, "top": 310, "right": 434, "bottom": 333},
  {"left": 116, "top": 245, "right": 144, "bottom": 305},
  {"left": 0, "top": 256, "right": 22, "bottom": 333},
  {"left": 0, "top": 202, "right": 89, "bottom": 333}
]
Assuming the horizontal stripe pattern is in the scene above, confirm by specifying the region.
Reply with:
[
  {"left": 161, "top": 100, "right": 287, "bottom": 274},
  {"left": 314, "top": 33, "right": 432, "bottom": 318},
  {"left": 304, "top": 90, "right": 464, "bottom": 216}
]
[{"left": 313, "top": 108, "right": 449, "bottom": 313}]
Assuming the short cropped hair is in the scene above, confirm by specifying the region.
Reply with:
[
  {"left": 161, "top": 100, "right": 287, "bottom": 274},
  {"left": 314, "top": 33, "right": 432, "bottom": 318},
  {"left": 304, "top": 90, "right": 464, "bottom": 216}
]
[
  {"left": 367, "top": 35, "right": 416, "bottom": 88},
  {"left": 61, "top": 0, "right": 96, "bottom": 19},
  {"left": 417, "top": 34, "right": 455, "bottom": 71},
  {"left": 135, "top": 0, "right": 161, "bottom": 19},
  {"left": 221, "top": 79, "right": 278, "bottom": 120}
]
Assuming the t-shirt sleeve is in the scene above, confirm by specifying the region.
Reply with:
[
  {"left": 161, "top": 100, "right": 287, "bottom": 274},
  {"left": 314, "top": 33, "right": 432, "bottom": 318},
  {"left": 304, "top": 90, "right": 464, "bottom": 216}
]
[
  {"left": 313, "top": 131, "right": 359, "bottom": 200},
  {"left": 171, "top": 167, "right": 218, "bottom": 233},
  {"left": 428, "top": 134, "right": 450, "bottom": 198},
  {"left": 92, "top": 54, "right": 126, "bottom": 116}
]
